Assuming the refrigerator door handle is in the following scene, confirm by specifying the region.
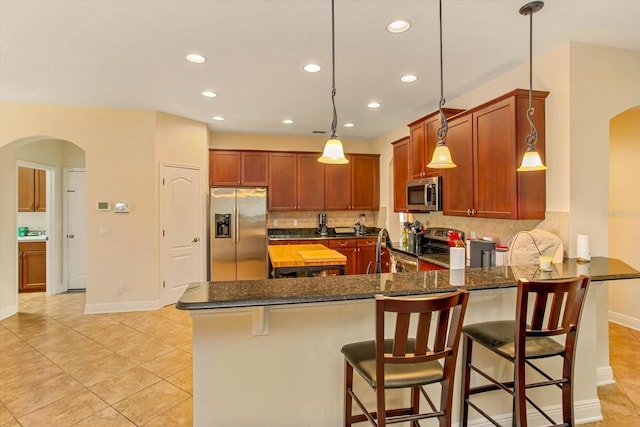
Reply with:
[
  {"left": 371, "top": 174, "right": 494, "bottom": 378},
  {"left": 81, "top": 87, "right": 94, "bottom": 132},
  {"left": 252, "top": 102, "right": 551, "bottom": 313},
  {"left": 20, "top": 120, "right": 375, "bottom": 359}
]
[{"left": 235, "top": 206, "right": 240, "bottom": 243}]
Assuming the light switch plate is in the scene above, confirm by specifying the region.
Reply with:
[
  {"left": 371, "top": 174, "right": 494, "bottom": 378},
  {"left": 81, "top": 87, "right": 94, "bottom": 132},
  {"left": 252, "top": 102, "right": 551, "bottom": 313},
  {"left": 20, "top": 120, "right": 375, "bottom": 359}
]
[{"left": 114, "top": 202, "right": 129, "bottom": 213}]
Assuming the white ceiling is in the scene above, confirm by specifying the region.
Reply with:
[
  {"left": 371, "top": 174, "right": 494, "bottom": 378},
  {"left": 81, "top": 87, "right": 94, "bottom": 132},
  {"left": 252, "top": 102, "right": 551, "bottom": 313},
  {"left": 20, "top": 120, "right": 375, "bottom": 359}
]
[{"left": 1, "top": 0, "right": 639, "bottom": 140}]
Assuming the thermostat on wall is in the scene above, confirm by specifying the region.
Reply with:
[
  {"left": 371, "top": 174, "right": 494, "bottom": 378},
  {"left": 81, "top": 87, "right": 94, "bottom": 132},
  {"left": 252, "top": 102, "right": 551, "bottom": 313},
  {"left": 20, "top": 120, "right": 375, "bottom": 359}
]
[
  {"left": 96, "top": 201, "right": 110, "bottom": 211},
  {"left": 114, "top": 202, "right": 130, "bottom": 213}
]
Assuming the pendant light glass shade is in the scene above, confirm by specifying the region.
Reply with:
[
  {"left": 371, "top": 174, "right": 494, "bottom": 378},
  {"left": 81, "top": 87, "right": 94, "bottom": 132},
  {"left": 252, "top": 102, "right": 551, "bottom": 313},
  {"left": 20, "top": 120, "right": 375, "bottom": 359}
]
[
  {"left": 427, "top": 0, "right": 456, "bottom": 169},
  {"left": 318, "top": 0, "right": 348, "bottom": 165},
  {"left": 517, "top": 147, "right": 546, "bottom": 171},
  {"left": 427, "top": 141, "right": 456, "bottom": 169},
  {"left": 517, "top": 1, "right": 546, "bottom": 172},
  {"left": 318, "top": 134, "right": 348, "bottom": 164}
]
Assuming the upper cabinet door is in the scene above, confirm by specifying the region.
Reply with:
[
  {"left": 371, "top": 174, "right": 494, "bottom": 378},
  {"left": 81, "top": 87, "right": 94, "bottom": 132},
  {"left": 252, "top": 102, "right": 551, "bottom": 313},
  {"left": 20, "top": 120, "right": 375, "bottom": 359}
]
[
  {"left": 297, "top": 153, "right": 325, "bottom": 210},
  {"left": 325, "top": 156, "right": 352, "bottom": 210},
  {"left": 268, "top": 152, "right": 297, "bottom": 210},
  {"left": 35, "top": 169, "right": 47, "bottom": 212},
  {"left": 241, "top": 152, "right": 268, "bottom": 186},
  {"left": 210, "top": 150, "right": 242, "bottom": 185},
  {"left": 442, "top": 114, "right": 474, "bottom": 217},
  {"left": 473, "top": 97, "right": 517, "bottom": 219},
  {"left": 408, "top": 121, "right": 426, "bottom": 179},
  {"left": 351, "top": 155, "right": 380, "bottom": 210}
]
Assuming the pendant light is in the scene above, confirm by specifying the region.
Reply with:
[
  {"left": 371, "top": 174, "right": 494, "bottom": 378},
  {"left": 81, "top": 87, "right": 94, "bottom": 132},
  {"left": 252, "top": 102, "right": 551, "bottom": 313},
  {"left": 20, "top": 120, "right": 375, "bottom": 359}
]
[
  {"left": 517, "top": 1, "right": 547, "bottom": 172},
  {"left": 427, "top": 0, "right": 456, "bottom": 169},
  {"left": 318, "top": 0, "right": 348, "bottom": 164}
]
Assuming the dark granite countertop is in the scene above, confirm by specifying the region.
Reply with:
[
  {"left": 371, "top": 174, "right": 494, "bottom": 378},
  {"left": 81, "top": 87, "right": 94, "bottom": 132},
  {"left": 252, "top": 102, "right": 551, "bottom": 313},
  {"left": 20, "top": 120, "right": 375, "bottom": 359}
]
[
  {"left": 268, "top": 227, "right": 382, "bottom": 240},
  {"left": 177, "top": 257, "right": 640, "bottom": 310}
]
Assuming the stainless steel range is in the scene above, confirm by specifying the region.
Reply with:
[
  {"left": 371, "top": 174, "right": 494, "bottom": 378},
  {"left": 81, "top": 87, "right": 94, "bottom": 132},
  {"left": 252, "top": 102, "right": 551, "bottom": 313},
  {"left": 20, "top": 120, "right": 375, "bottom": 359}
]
[{"left": 421, "top": 227, "right": 465, "bottom": 255}]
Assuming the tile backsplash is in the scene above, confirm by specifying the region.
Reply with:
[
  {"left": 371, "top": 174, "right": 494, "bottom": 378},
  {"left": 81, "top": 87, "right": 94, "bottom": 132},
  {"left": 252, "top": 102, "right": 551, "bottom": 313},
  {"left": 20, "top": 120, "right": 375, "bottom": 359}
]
[{"left": 268, "top": 210, "right": 379, "bottom": 229}]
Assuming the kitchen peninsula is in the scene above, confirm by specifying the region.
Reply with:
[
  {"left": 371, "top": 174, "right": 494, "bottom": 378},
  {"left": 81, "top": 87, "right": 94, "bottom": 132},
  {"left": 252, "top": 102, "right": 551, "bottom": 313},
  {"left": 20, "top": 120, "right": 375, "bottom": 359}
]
[{"left": 178, "top": 258, "right": 640, "bottom": 427}]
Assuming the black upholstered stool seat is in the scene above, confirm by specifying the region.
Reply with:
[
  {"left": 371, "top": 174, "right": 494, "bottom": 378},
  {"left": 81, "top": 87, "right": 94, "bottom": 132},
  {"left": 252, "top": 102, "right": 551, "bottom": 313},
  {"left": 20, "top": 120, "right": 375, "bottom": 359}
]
[
  {"left": 342, "top": 339, "right": 444, "bottom": 389},
  {"left": 462, "top": 320, "right": 565, "bottom": 360}
]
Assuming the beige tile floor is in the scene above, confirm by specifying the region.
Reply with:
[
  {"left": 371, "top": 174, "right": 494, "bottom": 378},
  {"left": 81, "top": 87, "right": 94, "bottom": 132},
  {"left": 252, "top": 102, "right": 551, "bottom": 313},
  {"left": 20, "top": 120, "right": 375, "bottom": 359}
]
[
  {"left": 0, "top": 292, "right": 192, "bottom": 426},
  {"left": 0, "top": 292, "right": 639, "bottom": 426}
]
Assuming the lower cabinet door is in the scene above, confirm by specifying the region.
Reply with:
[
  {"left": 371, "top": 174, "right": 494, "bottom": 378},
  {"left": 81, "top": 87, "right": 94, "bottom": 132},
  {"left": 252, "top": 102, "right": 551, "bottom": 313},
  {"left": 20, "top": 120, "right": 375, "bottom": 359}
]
[{"left": 20, "top": 242, "right": 46, "bottom": 292}]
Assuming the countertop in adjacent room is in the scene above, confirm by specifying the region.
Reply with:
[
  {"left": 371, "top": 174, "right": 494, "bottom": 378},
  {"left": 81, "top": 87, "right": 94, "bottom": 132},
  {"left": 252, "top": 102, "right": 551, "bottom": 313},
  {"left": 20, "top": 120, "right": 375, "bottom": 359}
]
[{"left": 177, "top": 257, "right": 640, "bottom": 310}]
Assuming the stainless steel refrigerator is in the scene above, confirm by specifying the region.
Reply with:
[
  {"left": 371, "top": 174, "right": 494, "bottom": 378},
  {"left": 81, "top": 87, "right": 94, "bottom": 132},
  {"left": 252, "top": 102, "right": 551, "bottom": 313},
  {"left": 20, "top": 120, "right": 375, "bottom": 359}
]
[{"left": 210, "top": 187, "right": 267, "bottom": 281}]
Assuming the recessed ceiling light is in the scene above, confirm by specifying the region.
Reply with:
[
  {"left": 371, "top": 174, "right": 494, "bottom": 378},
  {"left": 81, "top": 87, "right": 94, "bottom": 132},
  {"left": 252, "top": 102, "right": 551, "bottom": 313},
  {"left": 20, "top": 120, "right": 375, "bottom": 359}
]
[
  {"left": 186, "top": 53, "right": 206, "bottom": 64},
  {"left": 387, "top": 20, "right": 411, "bottom": 33},
  {"left": 367, "top": 102, "right": 381, "bottom": 109},
  {"left": 344, "top": 123, "right": 355, "bottom": 128},
  {"left": 202, "top": 91, "right": 217, "bottom": 98},
  {"left": 304, "top": 64, "right": 322, "bottom": 73},
  {"left": 401, "top": 74, "right": 418, "bottom": 83},
  {"left": 282, "top": 119, "right": 293, "bottom": 124},
  {"left": 212, "top": 116, "right": 224, "bottom": 121}
]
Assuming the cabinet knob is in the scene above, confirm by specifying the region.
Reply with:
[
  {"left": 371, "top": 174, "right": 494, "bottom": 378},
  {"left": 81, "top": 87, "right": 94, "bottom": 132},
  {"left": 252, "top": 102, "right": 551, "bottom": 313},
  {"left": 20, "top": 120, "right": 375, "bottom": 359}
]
[
  {"left": 192, "top": 237, "right": 200, "bottom": 243},
  {"left": 467, "top": 209, "right": 471, "bottom": 216},
  {"left": 471, "top": 209, "right": 476, "bottom": 216}
]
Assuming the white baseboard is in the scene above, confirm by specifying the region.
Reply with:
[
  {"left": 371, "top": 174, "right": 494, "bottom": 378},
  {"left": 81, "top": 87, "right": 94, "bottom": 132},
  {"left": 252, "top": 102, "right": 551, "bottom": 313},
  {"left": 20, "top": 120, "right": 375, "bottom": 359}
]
[
  {"left": 597, "top": 366, "right": 615, "bottom": 386},
  {"left": 461, "top": 398, "right": 602, "bottom": 426},
  {"left": 84, "top": 299, "right": 161, "bottom": 314},
  {"left": 0, "top": 303, "right": 18, "bottom": 321},
  {"left": 608, "top": 310, "right": 640, "bottom": 331}
]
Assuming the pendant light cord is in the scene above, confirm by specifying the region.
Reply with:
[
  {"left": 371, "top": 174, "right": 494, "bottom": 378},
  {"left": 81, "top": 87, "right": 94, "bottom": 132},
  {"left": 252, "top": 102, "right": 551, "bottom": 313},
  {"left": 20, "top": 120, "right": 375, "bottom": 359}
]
[
  {"left": 330, "top": 0, "right": 338, "bottom": 138},
  {"left": 436, "top": 0, "right": 448, "bottom": 142},
  {"left": 525, "top": 9, "right": 539, "bottom": 149}
]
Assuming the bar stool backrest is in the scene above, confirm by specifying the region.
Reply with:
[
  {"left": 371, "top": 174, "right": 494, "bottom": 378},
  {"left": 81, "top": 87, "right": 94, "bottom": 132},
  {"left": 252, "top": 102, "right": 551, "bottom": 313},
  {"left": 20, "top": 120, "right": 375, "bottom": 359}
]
[
  {"left": 375, "top": 290, "right": 470, "bottom": 377},
  {"left": 516, "top": 275, "right": 591, "bottom": 354}
]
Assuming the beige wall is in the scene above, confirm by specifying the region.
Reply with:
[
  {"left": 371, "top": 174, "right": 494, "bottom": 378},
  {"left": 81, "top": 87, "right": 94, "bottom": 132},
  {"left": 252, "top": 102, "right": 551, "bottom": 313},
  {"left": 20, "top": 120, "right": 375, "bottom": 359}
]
[
  {"left": 0, "top": 104, "right": 208, "bottom": 316},
  {"left": 609, "top": 107, "right": 640, "bottom": 328}
]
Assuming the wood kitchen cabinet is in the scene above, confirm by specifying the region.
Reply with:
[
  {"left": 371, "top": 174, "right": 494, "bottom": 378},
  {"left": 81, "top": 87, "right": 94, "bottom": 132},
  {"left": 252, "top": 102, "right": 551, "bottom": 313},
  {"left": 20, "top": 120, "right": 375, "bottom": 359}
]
[
  {"left": 18, "top": 167, "right": 46, "bottom": 212},
  {"left": 209, "top": 150, "right": 268, "bottom": 186},
  {"left": 328, "top": 239, "right": 357, "bottom": 275},
  {"left": 408, "top": 109, "right": 464, "bottom": 179},
  {"left": 268, "top": 152, "right": 325, "bottom": 211},
  {"left": 297, "top": 153, "right": 325, "bottom": 210},
  {"left": 442, "top": 89, "right": 548, "bottom": 219},
  {"left": 356, "top": 238, "right": 378, "bottom": 274},
  {"left": 392, "top": 137, "right": 409, "bottom": 212},
  {"left": 18, "top": 241, "right": 46, "bottom": 292},
  {"left": 325, "top": 154, "right": 380, "bottom": 211}
]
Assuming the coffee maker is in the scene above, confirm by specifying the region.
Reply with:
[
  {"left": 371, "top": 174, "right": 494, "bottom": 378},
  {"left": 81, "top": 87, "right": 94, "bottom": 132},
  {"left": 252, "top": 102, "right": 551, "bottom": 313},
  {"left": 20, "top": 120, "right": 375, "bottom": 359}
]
[{"left": 318, "top": 212, "right": 328, "bottom": 236}]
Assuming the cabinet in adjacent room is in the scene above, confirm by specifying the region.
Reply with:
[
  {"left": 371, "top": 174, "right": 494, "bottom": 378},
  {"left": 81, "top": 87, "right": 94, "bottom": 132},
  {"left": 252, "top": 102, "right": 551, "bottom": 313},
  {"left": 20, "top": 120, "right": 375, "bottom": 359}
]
[
  {"left": 209, "top": 150, "right": 268, "bottom": 186},
  {"left": 392, "top": 137, "right": 409, "bottom": 212},
  {"left": 408, "top": 109, "right": 464, "bottom": 179},
  {"left": 18, "top": 167, "right": 46, "bottom": 212},
  {"left": 18, "top": 241, "right": 46, "bottom": 292},
  {"left": 442, "top": 89, "right": 548, "bottom": 219}
]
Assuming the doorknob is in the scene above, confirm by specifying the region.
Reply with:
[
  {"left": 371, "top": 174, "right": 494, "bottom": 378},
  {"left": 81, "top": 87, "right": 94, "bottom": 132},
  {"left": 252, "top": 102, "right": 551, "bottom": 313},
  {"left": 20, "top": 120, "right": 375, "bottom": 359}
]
[
  {"left": 192, "top": 237, "right": 200, "bottom": 243},
  {"left": 67, "top": 234, "right": 75, "bottom": 239}
]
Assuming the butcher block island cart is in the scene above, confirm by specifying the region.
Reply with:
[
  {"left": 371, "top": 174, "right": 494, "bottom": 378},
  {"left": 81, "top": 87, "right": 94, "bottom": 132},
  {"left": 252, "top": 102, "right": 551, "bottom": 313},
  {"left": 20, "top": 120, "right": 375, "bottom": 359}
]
[
  {"left": 177, "top": 257, "right": 640, "bottom": 427},
  {"left": 267, "top": 243, "right": 346, "bottom": 278}
]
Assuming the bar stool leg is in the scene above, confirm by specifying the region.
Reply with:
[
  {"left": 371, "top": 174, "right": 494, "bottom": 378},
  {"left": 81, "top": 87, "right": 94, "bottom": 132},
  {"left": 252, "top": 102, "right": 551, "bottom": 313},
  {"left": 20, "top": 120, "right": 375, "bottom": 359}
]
[
  {"left": 345, "top": 360, "right": 353, "bottom": 427},
  {"left": 514, "top": 353, "right": 527, "bottom": 427},
  {"left": 460, "top": 335, "right": 473, "bottom": 427},
  {"left": 411, "top": 386, "right": 420, "bottom": 427},
  {"left": 562, "top": 354, "right": 574, "bottom": 425}
]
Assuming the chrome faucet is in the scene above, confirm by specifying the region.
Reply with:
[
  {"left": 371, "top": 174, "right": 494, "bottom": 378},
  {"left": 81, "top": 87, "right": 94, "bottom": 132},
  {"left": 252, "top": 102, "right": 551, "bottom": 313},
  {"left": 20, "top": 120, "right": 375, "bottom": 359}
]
[{"left": 375, "top": 228, "right": 392, "bottom": 274}]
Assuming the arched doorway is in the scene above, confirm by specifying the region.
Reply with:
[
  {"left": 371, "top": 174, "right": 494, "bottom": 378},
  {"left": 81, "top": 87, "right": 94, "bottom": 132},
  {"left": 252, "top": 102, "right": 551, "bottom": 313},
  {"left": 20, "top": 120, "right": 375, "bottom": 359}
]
[
  {"left": 0, "top": 136, "right": 86, "bottom": 317},
  {"left": 608, "top": 106, "right": 640, "bottom": 330}
]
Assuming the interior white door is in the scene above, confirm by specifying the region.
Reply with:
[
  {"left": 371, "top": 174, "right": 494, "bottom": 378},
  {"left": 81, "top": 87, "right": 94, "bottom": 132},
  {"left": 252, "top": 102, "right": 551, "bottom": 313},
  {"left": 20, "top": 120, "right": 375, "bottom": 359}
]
[
  {"left": 65, "top": 169, "right": 87, "bottom": 290},
  {"left": 161, "top": 165, "right": 202, "bottom": 306}
]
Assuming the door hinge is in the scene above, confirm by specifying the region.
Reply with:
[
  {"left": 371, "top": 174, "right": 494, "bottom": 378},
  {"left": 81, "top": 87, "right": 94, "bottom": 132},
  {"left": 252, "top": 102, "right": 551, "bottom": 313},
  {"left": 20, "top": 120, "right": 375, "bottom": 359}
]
[
  {"left": 162, "top": 178, "right": 165, "bottom": 185},
  {"left": 163, "top": 280, "right": 166, "bottom": 288},
  {"left": 162, "top": 229, "right": 165, "bottom": 237}
]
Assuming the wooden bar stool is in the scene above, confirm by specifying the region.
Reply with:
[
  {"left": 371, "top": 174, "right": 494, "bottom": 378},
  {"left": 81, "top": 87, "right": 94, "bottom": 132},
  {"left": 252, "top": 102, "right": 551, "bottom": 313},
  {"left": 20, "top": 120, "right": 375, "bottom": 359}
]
[
  {"left": 460, "top": 275, "right": 591, "bottom": 427},
  {"left": 342, "top": 290, "right": 469, "bottom": 427}
]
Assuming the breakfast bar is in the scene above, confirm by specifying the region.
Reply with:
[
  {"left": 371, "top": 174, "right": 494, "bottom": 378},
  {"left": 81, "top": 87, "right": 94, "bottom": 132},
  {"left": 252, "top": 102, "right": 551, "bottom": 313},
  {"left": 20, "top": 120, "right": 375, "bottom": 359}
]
[{"left": 178, "top": 258, "right": 640, "bottom": 427}]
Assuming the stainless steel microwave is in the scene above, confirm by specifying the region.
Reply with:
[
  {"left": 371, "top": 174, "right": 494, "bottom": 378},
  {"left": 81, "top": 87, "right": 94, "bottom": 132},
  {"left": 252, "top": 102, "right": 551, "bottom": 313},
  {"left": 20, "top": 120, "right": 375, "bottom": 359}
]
[{"left": 406, "top": 176, "right": 442, "bottom": 212}]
